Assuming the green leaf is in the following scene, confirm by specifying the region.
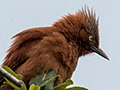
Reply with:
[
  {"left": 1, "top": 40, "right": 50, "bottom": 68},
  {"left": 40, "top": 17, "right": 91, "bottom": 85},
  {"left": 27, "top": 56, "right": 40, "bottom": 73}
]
[
  {"left": 29, "top": 70, "right": 59, "bottom": 90},
  {"left": 29, "top": 84, "right": 40, "bottom": 90},
  {"left": 2, "top": 66, "right": 16, "bottom": 76},
  {"left": 4, "top": 77, "right": 26, "bottom": 90},
  {"left": 52, "top": 79, "right": 73, "bottom": 90},
  {"left": 66, "top": 86, "right": 88, "bottom": 90},
  {"left": 41, "top": 75, "right": 60, "bottom": 90},
  {"left": 2, "top": 66, "right": 27, "bottom": 90},
  {"left": 2, "top": 66, "right": 22, "bottom": 80}
]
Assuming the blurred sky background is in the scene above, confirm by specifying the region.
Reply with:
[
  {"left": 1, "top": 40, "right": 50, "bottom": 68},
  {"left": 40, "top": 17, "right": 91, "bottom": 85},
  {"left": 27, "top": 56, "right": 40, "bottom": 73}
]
[{"left": 0, "top": 0, "right": 120, "bottom": 90}]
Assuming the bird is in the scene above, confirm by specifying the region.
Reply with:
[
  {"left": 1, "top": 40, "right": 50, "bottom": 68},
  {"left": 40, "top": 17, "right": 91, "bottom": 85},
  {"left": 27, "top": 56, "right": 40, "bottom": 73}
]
[{"left": 0, "top": 7, "right": 109, "bottom": 90}]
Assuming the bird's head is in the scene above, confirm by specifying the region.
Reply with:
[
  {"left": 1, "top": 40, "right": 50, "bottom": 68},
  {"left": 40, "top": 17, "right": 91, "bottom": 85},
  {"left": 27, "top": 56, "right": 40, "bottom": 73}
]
[
  {"left": 78, "top": 7, "right": 109, "bottom": 60},
  {"left": 53, "top": 7, "right": 109, "bottom": 60}
]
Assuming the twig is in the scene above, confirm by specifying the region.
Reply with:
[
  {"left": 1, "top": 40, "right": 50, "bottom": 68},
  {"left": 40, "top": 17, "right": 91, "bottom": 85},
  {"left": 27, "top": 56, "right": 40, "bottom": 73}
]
[{"left": 0, "top": 66, "right": 23, "bottom": 87}]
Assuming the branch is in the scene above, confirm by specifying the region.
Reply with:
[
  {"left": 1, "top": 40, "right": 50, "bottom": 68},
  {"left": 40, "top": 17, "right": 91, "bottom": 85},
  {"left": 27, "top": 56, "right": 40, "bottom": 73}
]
[{"left": 0, "top": 66, "right": 23, "bottom": 87}]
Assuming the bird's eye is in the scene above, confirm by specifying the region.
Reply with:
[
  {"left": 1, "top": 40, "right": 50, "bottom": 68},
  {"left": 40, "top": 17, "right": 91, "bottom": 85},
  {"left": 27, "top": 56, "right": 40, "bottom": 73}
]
[{"left": 89, "top": 36, "right": 93, "bottom": 41}]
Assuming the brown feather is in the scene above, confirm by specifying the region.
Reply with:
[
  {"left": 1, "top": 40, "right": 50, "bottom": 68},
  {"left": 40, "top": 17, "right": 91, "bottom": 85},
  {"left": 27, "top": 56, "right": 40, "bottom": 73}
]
[{"left": 0, "top": 7, "right": 99, "bottom": 90}]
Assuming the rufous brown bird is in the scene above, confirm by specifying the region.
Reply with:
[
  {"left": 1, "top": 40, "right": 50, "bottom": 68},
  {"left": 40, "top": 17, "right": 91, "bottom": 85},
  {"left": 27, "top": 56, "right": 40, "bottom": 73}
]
[{"left": 0, "top": 7, "right": 109, "bottom": 90}]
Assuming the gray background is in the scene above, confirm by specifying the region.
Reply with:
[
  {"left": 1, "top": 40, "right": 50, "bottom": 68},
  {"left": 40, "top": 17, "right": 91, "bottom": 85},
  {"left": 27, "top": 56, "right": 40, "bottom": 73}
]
[{"left": 0, "top": 0, "right": 119, "bottom": 90}]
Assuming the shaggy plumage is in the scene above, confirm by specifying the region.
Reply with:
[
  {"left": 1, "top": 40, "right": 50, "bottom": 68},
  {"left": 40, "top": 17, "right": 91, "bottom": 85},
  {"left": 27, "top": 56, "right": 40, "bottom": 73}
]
[{"left": 0, "top": 7, "right": 109, "bottom": 90}]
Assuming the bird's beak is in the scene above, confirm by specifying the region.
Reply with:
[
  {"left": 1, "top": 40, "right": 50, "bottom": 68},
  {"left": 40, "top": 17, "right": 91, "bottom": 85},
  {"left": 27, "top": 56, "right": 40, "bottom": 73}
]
[{"left": 91, "top": 46, "right": 109, "bottom": 60}]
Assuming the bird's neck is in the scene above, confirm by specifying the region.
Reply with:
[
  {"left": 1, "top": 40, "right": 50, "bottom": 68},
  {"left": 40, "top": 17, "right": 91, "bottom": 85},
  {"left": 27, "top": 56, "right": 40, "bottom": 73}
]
[
  {"left": 52, "top": 14, "right": 87, "bottom": 56},
  {"left": 52, "top": 14, "right": 83, "bottom": 44},
  {"left": 66, "top": 41, "right": 79, "bottom": 72}
]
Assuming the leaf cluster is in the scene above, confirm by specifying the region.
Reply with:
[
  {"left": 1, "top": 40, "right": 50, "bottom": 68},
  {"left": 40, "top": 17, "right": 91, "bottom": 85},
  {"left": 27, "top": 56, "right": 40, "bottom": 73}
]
[{"left": 2, "top": 66, "right": 88, "bottom": 90}]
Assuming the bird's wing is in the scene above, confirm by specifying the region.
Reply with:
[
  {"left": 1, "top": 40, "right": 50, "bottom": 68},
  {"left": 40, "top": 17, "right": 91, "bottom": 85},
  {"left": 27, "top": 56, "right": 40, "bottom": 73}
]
[
  {"left": 0, "top": 28, "right": 51, "bottom": 86},
  {"left": 0, "top": 28, "right": 70, "bottom": 87},
  {"left": 3, "top": 28, "right": 50, "bottom": 70},
  {"left": 13, "top": 31, "right": 70, "bottom": 86}
]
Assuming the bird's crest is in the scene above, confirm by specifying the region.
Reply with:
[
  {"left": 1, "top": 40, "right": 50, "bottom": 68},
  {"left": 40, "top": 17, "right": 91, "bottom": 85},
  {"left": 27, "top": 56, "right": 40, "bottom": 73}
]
[{"left": 82, "top": 6, "right": 99, "bottom": 33}]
